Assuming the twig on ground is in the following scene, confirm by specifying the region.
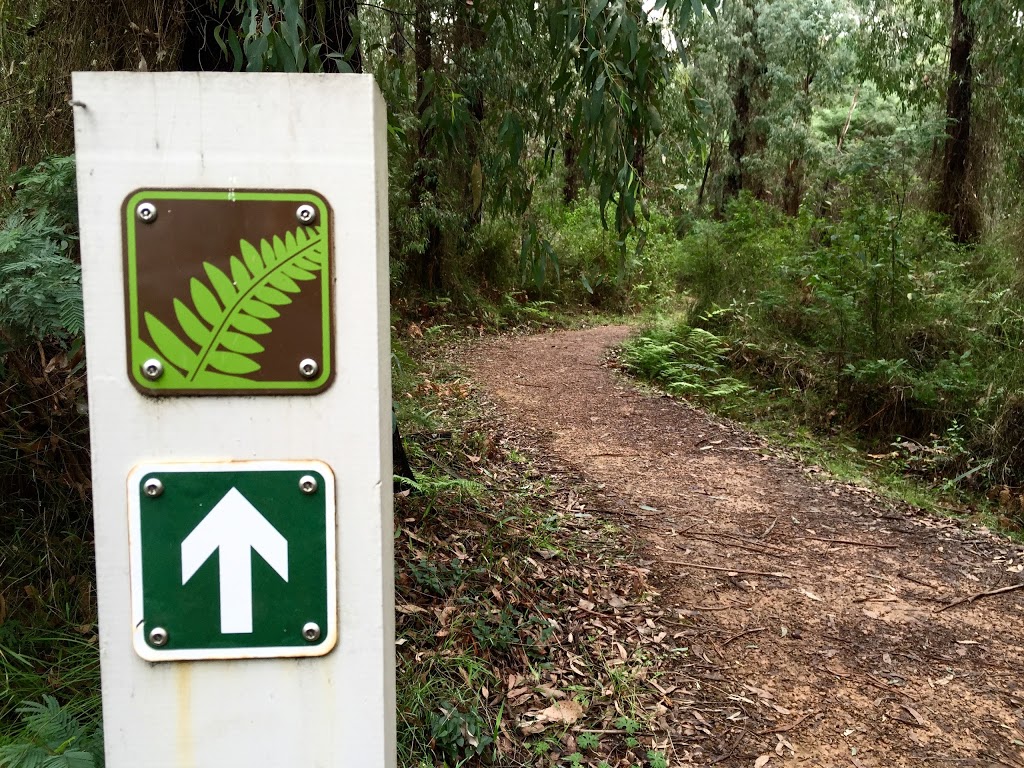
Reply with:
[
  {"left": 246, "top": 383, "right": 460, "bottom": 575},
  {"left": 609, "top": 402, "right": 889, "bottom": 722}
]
[
  {"left": 722, "top": 627, "right": 767, "bottom": 647},
  {"left": 797, "top": 536, "right": 897, "bottom": 550},
  {"left": 933, "top": 583, "right": 1024, "bottom": 613},
  {"left": 897, "top": 571, "right": 937, "bottom": 589},
  {"left": 666, "top": 560, "right": 793, "bottom": 579},
  {"left": 794, "top": 536, "right": 901, "bottom": 548},
  {"left": 755, "top": 711, "right": 815, "bottom": 735}
]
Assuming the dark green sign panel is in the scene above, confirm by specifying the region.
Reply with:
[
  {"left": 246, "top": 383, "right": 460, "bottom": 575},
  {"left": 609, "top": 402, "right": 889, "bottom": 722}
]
[
  {"left": 128, "top": 462, "right": 337, "bottom": 661},
  {"left": 123, "top": 189, "right": 334, "bottom": 396}
]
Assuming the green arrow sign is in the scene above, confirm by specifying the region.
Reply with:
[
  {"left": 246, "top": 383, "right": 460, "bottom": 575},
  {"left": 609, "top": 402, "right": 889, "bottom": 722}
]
[{"left": 128, "top": 461, "right": 337, "bottom": 661}]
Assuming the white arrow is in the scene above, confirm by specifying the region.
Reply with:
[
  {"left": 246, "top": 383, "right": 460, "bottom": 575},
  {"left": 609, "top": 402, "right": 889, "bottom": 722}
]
[{"left": 181, "top": 487, "right": 288, "bottom": 634}]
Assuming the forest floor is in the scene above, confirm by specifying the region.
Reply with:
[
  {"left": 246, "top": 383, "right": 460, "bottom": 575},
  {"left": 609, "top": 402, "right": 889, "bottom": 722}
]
[{"left": 463, "top": 324, "right": 1024, "bottom": 768}]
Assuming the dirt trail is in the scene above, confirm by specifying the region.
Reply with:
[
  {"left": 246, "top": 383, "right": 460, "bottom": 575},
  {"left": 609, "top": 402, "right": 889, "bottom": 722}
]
[{"left": 466, "top": 325, "right": 1024, "bottom": 767}]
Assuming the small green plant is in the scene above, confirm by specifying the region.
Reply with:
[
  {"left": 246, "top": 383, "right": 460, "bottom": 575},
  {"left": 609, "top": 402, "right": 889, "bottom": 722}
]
[
  {"left": 409, "top": 557, "right": 472, "bottom": 597},
  {"left": 137, "top": 224, "right": 327, "bottom": 386},
  {"left": 471, "top": 607, "right": 518, "bottom": 651},
  {"left": 0, "top": 156, "right": 82, "bottom": 351},
  {"left": 0, "top": 697, "right": 100, "bottom": 768},
  {"left": 577, "top": 732, "right": 600, "bottom": 750},
  {"left": 647, "top": 750, "right": 668, "bottom": 768},
  {"left": 427, "top": 701, "right": 493, "bottom": 762}
]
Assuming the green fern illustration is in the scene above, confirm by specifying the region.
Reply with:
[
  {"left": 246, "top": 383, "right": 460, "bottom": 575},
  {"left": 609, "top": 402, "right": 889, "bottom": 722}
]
[{"left": 142, "top": 225, "right": 325, "bottom": 386}]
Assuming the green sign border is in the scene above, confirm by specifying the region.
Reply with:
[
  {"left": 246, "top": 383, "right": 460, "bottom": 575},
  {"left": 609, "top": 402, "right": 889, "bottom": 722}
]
[
  {"left": 128, "top": 461, "right": 338, "bottom": 662},
  {"left": 123, "top": 189, "right": 334, "bottom": 395}
]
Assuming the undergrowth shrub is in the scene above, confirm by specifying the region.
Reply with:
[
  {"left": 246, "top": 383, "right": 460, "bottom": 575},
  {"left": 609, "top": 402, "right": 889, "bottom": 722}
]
[
  {"left": 545, "top": 198, "right": 686, "bottom": 310},
  {"left": 658, "top": 194, "right": 1024, "bottom": 492},
  {"left": 0, "top": 156, "right": 94, "bottom": 728},
  {"left": 0, "top": 697, "right": 102, "bottom": 768},
  {"left": 620, "top": 320, "right": 751, "bottom": 406}
]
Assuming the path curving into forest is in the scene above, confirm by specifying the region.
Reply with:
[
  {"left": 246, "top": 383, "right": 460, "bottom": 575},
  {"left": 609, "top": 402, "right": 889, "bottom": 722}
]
[{"left": 466, "top": 325, "right": 1024, "bottom": 767}]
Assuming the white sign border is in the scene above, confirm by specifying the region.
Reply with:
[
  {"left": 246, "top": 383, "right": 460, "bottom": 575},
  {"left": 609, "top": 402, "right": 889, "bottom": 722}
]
[{"left": 127, "top": 459, "right": 338, "bottom": 662}]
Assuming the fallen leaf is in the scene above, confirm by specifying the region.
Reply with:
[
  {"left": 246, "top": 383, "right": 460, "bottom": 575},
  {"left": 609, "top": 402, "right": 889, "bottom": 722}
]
[
  {"left": 754, "top": 755, "right": 771, "bottom": 768},
  {"left": 540, "top": 700, "right": 584, "bottom": 725}
]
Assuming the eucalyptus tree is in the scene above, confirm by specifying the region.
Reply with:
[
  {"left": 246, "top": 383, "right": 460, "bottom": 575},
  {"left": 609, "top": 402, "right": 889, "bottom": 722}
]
[
  {"left": 193, "top": 0, "right": 718, "bottom": 290},
  {"left": 853, "top": 0, "right": 1024, "bottom": 243},
  {"left": 758, "top": 0, "right": 855, "bottom": 214}
]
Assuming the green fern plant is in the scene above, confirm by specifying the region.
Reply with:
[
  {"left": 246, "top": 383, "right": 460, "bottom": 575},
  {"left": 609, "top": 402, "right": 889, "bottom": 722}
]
[
  {"left": 621, "top": 324, "right": 752, "bottom": 407},
  {"left": 0, "top": 696, "right": 100, "bottom": 768},
  {"left": 0, "top": 156, "right": 82, "bottom": 351},
  {"left": 140, "top": 226, "right": 325, "bottom": 384}
]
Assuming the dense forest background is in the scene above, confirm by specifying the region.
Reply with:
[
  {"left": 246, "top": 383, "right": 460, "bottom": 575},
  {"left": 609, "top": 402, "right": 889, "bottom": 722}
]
[{"left": 2, "top": 0, "right": 1024, "bottom": 763}]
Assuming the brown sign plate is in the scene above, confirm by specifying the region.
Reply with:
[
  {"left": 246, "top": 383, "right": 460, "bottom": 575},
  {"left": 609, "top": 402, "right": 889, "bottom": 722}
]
[{"left": 123, "top": 190, "right": 333, "bottom": 395}]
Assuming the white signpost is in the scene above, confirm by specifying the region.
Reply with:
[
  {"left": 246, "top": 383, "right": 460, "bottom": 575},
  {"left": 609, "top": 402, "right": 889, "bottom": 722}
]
[{"left": 73, "top": 73, "right": 395, "bottom": 767}]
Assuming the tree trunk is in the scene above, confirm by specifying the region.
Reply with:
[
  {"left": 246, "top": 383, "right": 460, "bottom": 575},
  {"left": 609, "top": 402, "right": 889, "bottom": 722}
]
[
  {"left": 937, "top": 0, "right": 980, "bottom": 244},
  {"left": 720, "top": 2, "right": 765, "bottom": 211},
  {"left": 633, "top": 129, "right": 646, "bottom": 182},
  {"left": 320, "top": 0, "right": 363, "bottom": 73},
  {"left": 722, "top": 67, "right": 751, "bottom": 205},
  {"left": 454, "top": 0, "right": 485, "bottom": 228},
  {"left": 410, "top": 0, "right": 442, "bottom": 290},
  {"left": 783, "top": 157, "right": 802, "bottom": 217},
  {"left": 563, "top": 131, "right": 583, "bottom": 205}
]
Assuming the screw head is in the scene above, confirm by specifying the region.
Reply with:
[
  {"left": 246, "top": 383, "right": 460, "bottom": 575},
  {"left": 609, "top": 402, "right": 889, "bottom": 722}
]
[
  {"left": 143, "top": 477, "right": 164, "bottom": 497},
  {"left": 298, "top": 358, "right": 320, "bottom": 379},
  {"left": 296, "top": 204, "right": 317, "bottom": 225},
  {"left": 299, "top": 475, "right": 319, "bottom": 494},
  {"left": 302, "top": 622, "right": 321, "bottom": 642},
  {"left": 136, "top": 202, "right": 158, "bottom": 223},
  {"left": 149, "top": 627, "right": 169, "bottom": 646},
  {"left": 141, "top": 358, "right": 164, "bottom": 381}
]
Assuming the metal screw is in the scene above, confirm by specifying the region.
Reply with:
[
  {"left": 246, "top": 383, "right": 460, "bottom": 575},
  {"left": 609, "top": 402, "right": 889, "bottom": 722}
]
[
  {"left": 149, "top": 627, "right": 169, "bottom": 646},
  {"left": 141, "top": 358, "right": 164, "bottom": 380},
  {"left": 143, "top": 477, "right": 164, "bottom": 497},
  {"left": 136, "top": 202, "right": 158, "bottom": 223},
  {"left": 298, "top": 358, "right": 319, "bottom": 379},
  {"left": 296, "top": 204, "right": 317, "bottom": 225},
  {"left": 299, "top": 475, "right": 319, "bottom": 494},
  {"left": 302, "top": 622, "right": 321, "bottom": 642}
]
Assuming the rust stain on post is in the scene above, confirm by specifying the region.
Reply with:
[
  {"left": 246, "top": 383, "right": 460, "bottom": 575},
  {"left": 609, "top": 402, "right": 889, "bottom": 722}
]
[{"left": 176, "top": 665, "right": 195, "bottom": 766}]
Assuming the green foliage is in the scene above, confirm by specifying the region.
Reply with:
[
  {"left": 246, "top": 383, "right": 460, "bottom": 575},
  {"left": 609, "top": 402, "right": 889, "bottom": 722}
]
[
  {"left": 427, "top": 701, "right": 493, "bottom": 762},
  {"left": 650, "top": 193, "right": 1024, "bottom": 493},
  {"left": 621, "top": 321, "right": 752, "bottom": 406},
  {"left": 210, "top": 0, "right": 358, "bottom": 72},
  {"left": 0, "top": 697, "right": 101, "bottom": 768},
  {"left": 0, "top": 157, "right": 82, "bottom": 350},
  {"left": 576, "top": 732, "right": 600, "bottom": 751}
]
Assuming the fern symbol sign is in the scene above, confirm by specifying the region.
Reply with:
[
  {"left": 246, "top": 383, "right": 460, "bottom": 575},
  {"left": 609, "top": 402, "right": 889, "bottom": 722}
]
[
  {"left": 127, "top": 461, "right": 338, "bottom": 661},
  {"left": 181, "top": 487, "right": 289, "bottom": 635},
  {"left": 122, "top": 189, "right": 334, "bottom": 395}
]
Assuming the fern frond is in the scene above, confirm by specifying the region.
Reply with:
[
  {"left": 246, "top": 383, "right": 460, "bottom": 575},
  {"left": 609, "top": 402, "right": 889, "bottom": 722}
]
[{"left": 144, "top": 226, "right": 326, "bottom": 385}]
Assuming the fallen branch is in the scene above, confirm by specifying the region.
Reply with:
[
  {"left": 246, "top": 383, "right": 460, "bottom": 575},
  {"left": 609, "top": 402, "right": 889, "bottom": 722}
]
[
  {"left": 797, "top": 536, "right": 897, "bottom": 550},
  {"left": 755, "top": 711, "right": 815, "bottom": 736},
  {"left": 666, "top": 560, "right": 793, "bottom": 579},
  {"left": 933, "top": 582, "right": 1024, "bottom": 614},
  {"left": 722, "top": 626, "right": 767, "bottom": 647}
]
